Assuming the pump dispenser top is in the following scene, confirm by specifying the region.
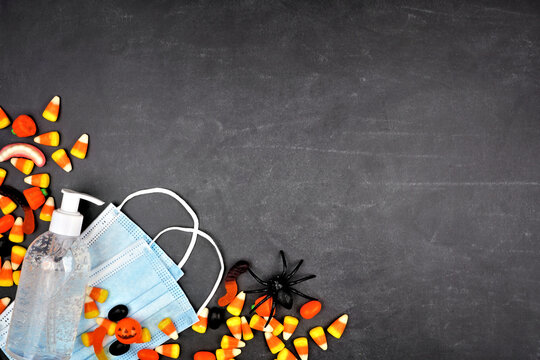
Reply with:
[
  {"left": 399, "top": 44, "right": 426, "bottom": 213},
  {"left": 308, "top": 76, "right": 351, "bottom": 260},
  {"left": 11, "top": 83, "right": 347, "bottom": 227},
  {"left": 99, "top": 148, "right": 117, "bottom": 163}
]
[{"left": 49, "top": 189, "right": 104, "bottom": 237}]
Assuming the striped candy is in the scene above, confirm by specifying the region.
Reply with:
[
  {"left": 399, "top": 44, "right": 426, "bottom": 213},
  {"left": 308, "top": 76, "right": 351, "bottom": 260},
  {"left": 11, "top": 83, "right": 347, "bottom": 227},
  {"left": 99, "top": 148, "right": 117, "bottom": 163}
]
[
  {"left": 10, "top": 158, "right": 34, "bottom": 175},
  {"left": 70, "top": 134, "right": 89, "bottom": 159},
  {"left": 226, "top": 316, "right": 242, "bottom": 340},
  {"left": 42, "top": 96, "right": 60, "bottom": 122},
  {"left": 0, "top": 107, "right": 10, "bottom": 129},
  {"left": 155, "top": 344, "right": 180, "bottom": 359},
  {"left": 51, "top": 149, "right": 72, "bottom": 172},
  {"left": 0, "top": 261, "right": 13, "bottom": 287},
  {"left": 309, "top": 326, "right": 327, "bottom": 351},
  {"left": 11, "top": 245, "right": 26, "bottom": 271},
  {"left": 192, "top": 307, "right": 209, "bottom": 334},
  {"left": 327, "top": 314, "right": 348, "bottom": 339},
  {"left": 265, "top": 332, "right": 285, "bottom": 354},
  {"left": 221, "top": 335, "right": 245, "bottom": 349},
  {"left": 283, "top": 316, "right": 299, "bottom": 340},
  {"left": 293, "top": 337, "right": 309, "bottom": 360},
  {"left": 9, "top": 217, "right": 23, "bottom": 243},
  {"left": 34, "top": 131, "right": 60, "bottom": 146},
  {"left": 24, "top": 173, "right": 50, "bottom": 188},
  {"left": 241, "top": 316, "right": 254, "bottom": 341},
  {"left": 226, "top": 291, "right": 245, "bottom": 316},
  {"left": 158, "top": 317, "right": 179, "bottom": 340}
]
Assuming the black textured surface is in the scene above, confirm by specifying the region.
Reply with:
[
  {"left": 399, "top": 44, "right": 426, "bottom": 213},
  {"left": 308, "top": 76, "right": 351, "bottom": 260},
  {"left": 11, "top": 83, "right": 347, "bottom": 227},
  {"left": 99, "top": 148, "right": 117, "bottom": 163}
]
[{"left": 1, "top": 0, "right": 540, "bottom": 359}]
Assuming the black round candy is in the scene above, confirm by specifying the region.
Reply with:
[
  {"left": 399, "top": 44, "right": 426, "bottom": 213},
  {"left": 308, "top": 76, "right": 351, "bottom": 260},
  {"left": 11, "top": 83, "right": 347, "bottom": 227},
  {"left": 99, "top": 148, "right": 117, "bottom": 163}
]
[
  {"left": 108, "top": 304, "right": 129, "bottom": 322},
  {"left": 208, "top": 307, "right": 225, "bottom": 329},
  {"left": 108, "top": 340, "right": 130, "bottom": 356},
  {"left": 0, "top": 238, "right": 12, "bottom": 258}
]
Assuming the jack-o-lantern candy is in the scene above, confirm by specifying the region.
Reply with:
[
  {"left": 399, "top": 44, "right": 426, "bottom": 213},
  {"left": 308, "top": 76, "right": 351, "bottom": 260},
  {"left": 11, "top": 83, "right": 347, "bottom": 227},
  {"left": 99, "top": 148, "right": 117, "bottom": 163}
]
[{"left": 115, "top": 317, "right": 142, "bottom": 344}]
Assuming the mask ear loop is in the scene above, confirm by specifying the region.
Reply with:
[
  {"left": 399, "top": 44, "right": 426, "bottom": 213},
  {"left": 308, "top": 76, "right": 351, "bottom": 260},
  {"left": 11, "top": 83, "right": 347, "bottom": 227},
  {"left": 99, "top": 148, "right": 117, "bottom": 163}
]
[
  {"left": 117, "top": 188, "right": 200, "bottom": 269},
  {"left": 150, "top": 227, "right": 224, "bottom": 316}
]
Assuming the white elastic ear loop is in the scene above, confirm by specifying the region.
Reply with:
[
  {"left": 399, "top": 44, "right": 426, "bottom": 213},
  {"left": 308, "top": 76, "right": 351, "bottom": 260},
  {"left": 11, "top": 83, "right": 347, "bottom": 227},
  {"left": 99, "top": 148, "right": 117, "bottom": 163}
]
[
  {"left": 118, "top": 188, "right": 200, "bottom": 269},
  {"left": 151, "top": 227, "right": 224, "bottom": 315}
]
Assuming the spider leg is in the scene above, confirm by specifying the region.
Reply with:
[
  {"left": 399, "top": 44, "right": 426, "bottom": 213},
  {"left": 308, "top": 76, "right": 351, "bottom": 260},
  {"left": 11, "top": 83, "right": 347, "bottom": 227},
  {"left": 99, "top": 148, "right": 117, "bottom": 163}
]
[
  {"left": 249, "top": 293, "right": 272, "bottom": 315},
  {"left": 280, "top": 250, "right": 288, "bottom": 276},
  {"left": 244, "top": 288, "right": 268, "bottom": 294},
  {"left": 288, "top": 274, "right": 316, "bottom": 286},
  {"left": 248, "top": 268, "right": 269, "bottom": 285},
  {"left": 289, "top": 287, "right": 318, "bottom": 301},
  {"left": 265, "top": 298, "right": 277, "bottom": 327},
  {"left": 285, "top": 259, "right": 304, "bottom": 280}
]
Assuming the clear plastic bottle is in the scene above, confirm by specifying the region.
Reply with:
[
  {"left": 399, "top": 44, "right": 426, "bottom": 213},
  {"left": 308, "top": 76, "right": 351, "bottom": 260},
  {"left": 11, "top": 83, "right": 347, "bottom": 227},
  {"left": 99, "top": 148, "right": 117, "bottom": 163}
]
[{"left": 5, "top": 189, "right": 103, "bottom": 360}]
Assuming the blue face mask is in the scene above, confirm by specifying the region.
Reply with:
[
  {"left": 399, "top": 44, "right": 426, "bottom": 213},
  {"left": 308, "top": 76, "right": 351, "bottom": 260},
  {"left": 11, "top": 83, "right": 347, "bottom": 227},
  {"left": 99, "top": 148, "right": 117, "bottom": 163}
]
[{"left": 0, "top": 188, "right": 224, "bottom": 360}]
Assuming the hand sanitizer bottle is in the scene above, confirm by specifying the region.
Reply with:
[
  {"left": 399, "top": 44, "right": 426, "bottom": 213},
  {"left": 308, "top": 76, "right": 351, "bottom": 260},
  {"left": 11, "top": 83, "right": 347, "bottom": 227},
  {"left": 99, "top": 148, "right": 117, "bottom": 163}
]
[{"left": 6, "top": 189, "right": 103, "bottom": 360}]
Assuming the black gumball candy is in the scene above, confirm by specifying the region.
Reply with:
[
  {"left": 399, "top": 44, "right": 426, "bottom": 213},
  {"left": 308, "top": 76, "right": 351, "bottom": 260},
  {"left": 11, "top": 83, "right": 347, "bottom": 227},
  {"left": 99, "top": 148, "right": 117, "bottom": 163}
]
[
  {"left": 108, "top": 340, "right": 130, "bottom": 356},
  {"left": 208, "top": 307, "right": 225, "bottom": 329},
  {"left": 108, "top": 304, "right": 129, "bottom": 322}
]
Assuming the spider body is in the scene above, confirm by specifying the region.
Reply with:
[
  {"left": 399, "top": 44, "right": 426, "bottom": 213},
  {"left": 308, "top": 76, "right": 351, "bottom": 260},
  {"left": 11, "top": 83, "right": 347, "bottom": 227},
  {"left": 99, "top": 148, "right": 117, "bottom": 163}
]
[{"left": 246, "top": 250, "right": 317, "bottom": 324}]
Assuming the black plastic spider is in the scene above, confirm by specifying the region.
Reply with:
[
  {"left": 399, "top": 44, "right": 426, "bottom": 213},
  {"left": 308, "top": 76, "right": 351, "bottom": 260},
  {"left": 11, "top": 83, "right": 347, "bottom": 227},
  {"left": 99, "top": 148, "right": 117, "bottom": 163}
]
[{"left": 246, "top": 250, "right": 317, "bottom": 324}]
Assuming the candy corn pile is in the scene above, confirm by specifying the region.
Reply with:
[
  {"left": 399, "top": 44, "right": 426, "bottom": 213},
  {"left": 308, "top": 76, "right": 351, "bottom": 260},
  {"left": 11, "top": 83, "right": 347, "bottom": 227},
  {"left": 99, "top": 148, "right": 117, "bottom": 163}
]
[{"left": 0, "top": 96, "right": 90, "bottom": 314}]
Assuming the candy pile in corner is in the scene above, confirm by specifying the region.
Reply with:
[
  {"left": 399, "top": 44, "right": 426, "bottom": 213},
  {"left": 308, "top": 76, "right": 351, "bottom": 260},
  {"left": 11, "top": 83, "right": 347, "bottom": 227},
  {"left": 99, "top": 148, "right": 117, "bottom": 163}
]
[
  {"left": 0, "top": 96, "right": 90, "bottom": 313},
  {"left": 190, "top": 251, "right": 349, "bottom": 360}
]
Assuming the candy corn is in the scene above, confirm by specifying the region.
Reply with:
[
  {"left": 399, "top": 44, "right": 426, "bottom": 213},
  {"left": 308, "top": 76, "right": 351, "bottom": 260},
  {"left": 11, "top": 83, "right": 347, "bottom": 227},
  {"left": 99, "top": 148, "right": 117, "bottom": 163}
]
[
  {"left": 155, "top": 343, "right": 180, "bottom": 358},
  {"left": 158, "top": 317, "right": 179, "bottom": 340},
  {"left": 141, "top": 327, "right": 151, "bottom": 342},
  {"left": 309, "top": 326, "right": 327, "bottom": 351},
  {"left": 227, "top": 291, "right": 245, "bottom": 316},
  {"left": 86, "top": 286, "right": 108, "bottom": 303},
  {"left": 192, "top": 307, "right": 208, "bottom": 333},
  {"left": 241, "top": 316, "right": 254, "bottom": 341},
  {"left": 0, "top": 214, "right": 14, "bottom": 233},
  {"left": 254, "top": 295, "right": 273, "bottom": 317},
  {"left": 265, "top": 332, "right": 285, "bottom": 354},
  {"left": 23, "top": 187, "right": 47, "bottom": 210},
  {"left": 51, "top": 149, "right": 72, "bottom": 172},
  {"left": 10, "top": 158, "right": 34, "bottom": 175},
  {"left": 42, "top": 96, "right": 60, "bottom": 122},
  {"left": 34, "top": 131, "right": 60, "bottom": 146},
  {"left": 277, "top": 348, "right": 297, "bottom": 360},
  {"left": 269, "top": 317, "right": 284, "bottom": 336},
  {"left": 81, "top": 330, "right": 95, "bottom": 347},
  {"left": 9, "top": 217, "right": 23, "bottom": 243},
  {"left": 221, "top": 335, "right": 245, "bottom": 349},
  {"left": 12, "top": 271, "right": 20, "bottom": 285},
  {"left": 95, "top": 317, "right": 116, "bottom": 336},
  {"left": 226, "top": 316, "right": 242, "bottom": 340},
  {"left": 249, "top": 314, "right": 273, "bottom": 332},
  {"left": 0, "top": 261, "right": 13, "bottom": 287},
  {"left": 283, "top": 316, "right": 299, "bottom": 340},
  {"left": 84, "top": 295, "right": 100, "bottom": 319},
  {"left": 327, "top": 314, "right": 348, "bottom": 339},
  {"left": 294, "top": 337, "right": 309, "bottom": 360},
  {"left": 138, "top": 349, "right": 159, "bottom": 360},
  {"left": 11, "top": 245, "right": 26, "bottom": 271},
  {"left": 0, "top": 168, "right": 5, "bottom": 186},
  {"left": 300, "top": 300, "right": 322, "bottom": 320},
  {"left": 70, "top": 134, "right": 89, "bottom": 159},
  {"left": 194, "top": 352, "right": 216, "bottom": 360},
  {"left": 0, "top": 196, "right": 16, "bottom": 215},
  {"left": 40, "top": 197, "right": 55, "bottom": 221},
  {"left": 0, "top": 107, "right": 10, "bottom": 129},
  {"left": 215, "top": 348, "right": 241, "bottom": 360},
  {"left": 0, "top": 297, "right": 10, "bottom": 315},
  {"left": 24, "top": 173, "right": 50, "bottom": 188}
]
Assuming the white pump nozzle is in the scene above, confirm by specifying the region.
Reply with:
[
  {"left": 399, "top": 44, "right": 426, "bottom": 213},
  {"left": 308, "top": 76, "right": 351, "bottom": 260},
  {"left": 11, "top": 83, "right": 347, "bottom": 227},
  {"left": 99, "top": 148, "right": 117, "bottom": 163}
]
[{"left": 50, "top": 189, "right": 104, "bottom": 237}]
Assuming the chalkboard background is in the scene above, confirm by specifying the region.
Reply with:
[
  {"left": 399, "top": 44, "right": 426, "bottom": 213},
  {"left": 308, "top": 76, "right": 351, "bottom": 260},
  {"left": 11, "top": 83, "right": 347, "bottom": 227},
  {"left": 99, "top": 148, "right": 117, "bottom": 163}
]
[{"left": 1, "top": 0, "right": 539, "bottom": 359}]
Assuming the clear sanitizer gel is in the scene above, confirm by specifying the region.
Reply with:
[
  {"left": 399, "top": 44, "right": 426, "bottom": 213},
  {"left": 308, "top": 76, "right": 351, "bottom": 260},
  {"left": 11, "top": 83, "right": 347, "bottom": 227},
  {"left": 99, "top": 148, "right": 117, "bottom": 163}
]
[{"left": 6, "top": 189, "right": 103, "bottom": 360}]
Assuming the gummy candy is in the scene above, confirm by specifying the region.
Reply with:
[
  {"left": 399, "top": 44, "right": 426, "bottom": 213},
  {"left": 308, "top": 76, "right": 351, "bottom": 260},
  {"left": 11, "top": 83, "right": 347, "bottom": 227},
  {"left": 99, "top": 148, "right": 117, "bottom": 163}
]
[
  {"left": 12, "top": 115, "right": 36, "bottom": 137},
  {"left": 70, "top": 134, "right": 88, "bottom": 159},
  {"left": 9, "top": 217, "right": 23, "bottom": 243},
  {"left": 240, "top": 316, "right": 254, "bottom": 341},
  {"left": 137, "top": 349, "right": 159, "bottom": 360},
  {"left": 192, "top": 307, "right": 209, "bottom": 333},
  {"left": 39, "top": 197, "right": 54, "bottom": 221},
  {"left": 194, "top": 351, "right": 216, "bottom": 360},
  {"left": 0, "top": 143, "right": 46, "bottom": 167},
  {"left": 218, "top": 260, "right": 249, "bottom": 307},
  {"left": 308, "top": 326, "right": 327, "bottom": 351},
  {"left": 11, "top": 158, "right": 34, "bottom": 175},
  {"left": 327, "top": 314, "right": 348, "bottom": 339},
  {"left": 155, "top": 343, "right": 180, "bottom": 358},
  {"left": 24, "top": 173, "right": 50, "bottom": 188},
  {"left": 221, "top": 335, "right": 245, "bottom": 349},
  {"left": 51, "top": 149, "right": 72, "bottom": 172},
  {"left": 0, "top": 215, "right": 14, "bottom": 233},
  {"left": 226, "top": 291, "right": 245, "bottom": 316},
  {"left": 265, "top": 332, "right": 285, "bottom": 354},
  {"left": 293, "top": 337, "right": 308, "bottom": 360},
  {"left": 34, "top": 131, "right": 60, "bottom": 146},
  {"left": 108, "top": 304, "right": 128, "bottom": 322},
  {"left": 226, "top": 316, "right": 242, "bottom": 340},
  {"left": 282, "top": 316, "right": 299, "bottom": 340},
  {"left": 158, "top": 317, "right": 179, "bottom": 340},
  {"left": 42, "top": 96, "right": 60, "bottom": 122},
  {"left": 300, "top": 300, "right": 321, "bottom": 320}
]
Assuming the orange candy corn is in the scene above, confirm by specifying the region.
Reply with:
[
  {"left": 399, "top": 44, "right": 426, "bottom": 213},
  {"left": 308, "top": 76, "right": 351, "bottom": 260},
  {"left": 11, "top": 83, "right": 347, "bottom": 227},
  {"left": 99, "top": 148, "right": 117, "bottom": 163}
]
[
  {"left": 226, "top": 291, "right": 245, "bottom": 316},
  {"left": 24, "top": 173, "right": 50, "bottom": 188},
  {"left": 95, "top": 317, "right": 116, "bottom": 336},
  {"left": 42, "top": 96, "right": 60, "bottom": 122},
  {"left": 192, "top": 307, "right": 208, "bottom": 333},
  {"left": 0, "top": 297, "right": 10, "bottom": 315},
  {"left": 81, "top": 330, "right": 95, "bottom": 347},
  {"left": 12, "top": 271, "right": 20, "bottom": 285},
  {"left": 283, "top": 316, "right": 299, "bottom": 340},
  {"left": 293, "top": 337, "right": 309, "bottom": 360},
  {"left": 34, "top": 131, "right": 60, "bottom": 146},
  {"left": 0, "top": 107, "right": 10, "bottom": 129},
  {"left": 70, "top": 134, "right": 88, "bottom": 159},
  {"left": 215, "top": 348, "right": 241, "bottom": 360},
  {"left": 158, "top": 317, "right": 179, "bottom": 340},
  {"left": 86, "top": 286, "right": 108, "bottom": 303},
  {"left": 327, "top": 314, "right": 348, "bottom": 339},
  {"left": 0, "top": 214, "right": 14, "bottom": 233},
  {"left": 265, "top": 332, "right": 285, "bottom": 354},
  {"left": 241, "top": 316, "right": 254, "bottom": 341},
  {"left": 269, "top": 317, "right": 284, "bottom": 336},
  {"left": 11, "top": 245, "right": 26, "bottom": 271},
  {"left": 254, "top": 295, "right": 273, "bottom": 317},
  {"left": 84, "top": 295, "right": 100, "bottom": 319},
  {"left": 23, "top": 187, "right": 47, "bottom": 210},
  {"left": 0, "top": 260, "right": 13, "bottom": 287},
  {"left": 51, "top": 149, "right": 72, "bottom": 172},
  {"left": 277, "top": 348, "right": 297, "bottom": 360},
  {"left": 9, "top": 217, "right": 23, "bottom": 243},
  {"left": 309, "top": 326, "right": 327, "bottom": 351},
  {"left": 226, "top": 316, "right": 242, "bottom": 340},
  {"left": 194, "top": 351, "right": 216, "bottom": 360},
  {"left": 300, "top": 300, "right": 322, "bottom": 320},
  {"left": 40, "top": 197, "right": 55, "bottom": 222},
  {"left": 138, "top": 349, "right": 159, "bottom": 360},
  {"left": 0, "top": 168, "right": 5, "bottom": 186},
  {"left": 10, "top": 158, "right": 34, "bottom": 175},
  {"left": 221, "top": 335, "right": 245, "bottom": 349},
  {"left": 155, "top": 343, "right": 181, "bottom": 358},
  {"left": 0, "top": 196, "right": 16, "bottom": 215},
  {"left": 249, "top": 314, "right": 273, "bottom": 332}
]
